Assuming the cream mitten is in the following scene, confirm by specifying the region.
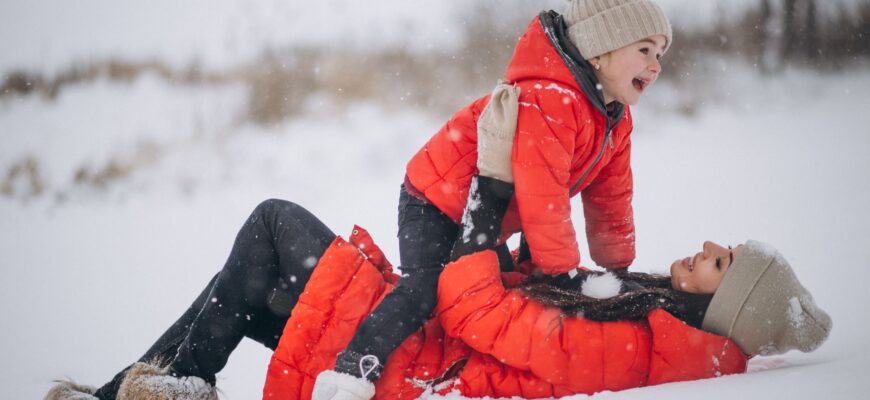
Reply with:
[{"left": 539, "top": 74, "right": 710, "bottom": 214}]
[{"left": 477, "top": 79, "right": 520, "bottom": 183}]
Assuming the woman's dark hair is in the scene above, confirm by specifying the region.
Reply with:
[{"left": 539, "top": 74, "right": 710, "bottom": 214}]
[{"left": 519, "top": 270, "right": 714, "bottom": 328}]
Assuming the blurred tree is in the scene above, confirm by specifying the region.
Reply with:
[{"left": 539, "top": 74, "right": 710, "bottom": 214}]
[{"left": 781, "top": 0, "right": 820, "bottom": 64}]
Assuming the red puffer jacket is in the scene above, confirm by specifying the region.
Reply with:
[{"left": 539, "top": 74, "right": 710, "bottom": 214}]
[
  {"left": 263, "top": 228, "right": 748, "bottom": 399},
  {"left": 406, "top": 15, "right": 635, "bottom": 273}
]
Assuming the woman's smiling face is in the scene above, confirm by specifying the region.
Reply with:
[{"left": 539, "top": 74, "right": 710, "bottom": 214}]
[
  {"left": 670, "top": 241, "right": 745, "bottom": 294},
  {"left": 592, "top": 35, "right": 666, "bottom": 106}
]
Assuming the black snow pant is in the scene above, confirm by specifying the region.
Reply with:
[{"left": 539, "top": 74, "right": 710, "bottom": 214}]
[
  {"left": 332, "top": 186, "right": 459, "bottom": 380},
  {"left": 334, "top": 177, "right": 514, "bottom": 381},
  {"left": 94, "top": 199, "right": 336, "bottom": 400}
]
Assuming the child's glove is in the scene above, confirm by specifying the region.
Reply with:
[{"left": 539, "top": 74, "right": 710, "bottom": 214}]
[{"left": 477, "top": 79, "right": 520, "bottom": 183}]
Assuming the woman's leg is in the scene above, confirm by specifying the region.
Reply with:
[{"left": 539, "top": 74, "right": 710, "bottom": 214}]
[
  {"left": 169, "top": 199, "right": 336, "bottom": 380},
  {"left": 93, "top": 199, "right": 336, "bottom": 399},
  {"left": 92, "top": 273, "right": 220, "bottom": 399}
]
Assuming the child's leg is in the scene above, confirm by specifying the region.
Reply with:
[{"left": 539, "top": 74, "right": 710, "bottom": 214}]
[
  {"left": 334, "top": 187, "right": 458, "bottom": 380},
  {"left": 92, "top": 199, "right": 336, "bottom": 399}
]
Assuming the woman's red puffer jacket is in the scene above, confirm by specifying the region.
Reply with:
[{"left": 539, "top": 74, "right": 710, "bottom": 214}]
[
  {"left": 406, "top": 15, "right": 637, "bottom": 274},
  {"left": 263, "top": 228, "right": 748, "bottom": 399}
]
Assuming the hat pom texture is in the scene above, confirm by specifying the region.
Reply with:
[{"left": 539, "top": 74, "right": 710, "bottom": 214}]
[{"left": 581, "top": 272, "right": 623, "bottom": 299}]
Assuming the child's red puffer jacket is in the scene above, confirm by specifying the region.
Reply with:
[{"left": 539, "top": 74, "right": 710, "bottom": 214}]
[{"left": 406, "top": 14, "right": 636, "bottom": 273}]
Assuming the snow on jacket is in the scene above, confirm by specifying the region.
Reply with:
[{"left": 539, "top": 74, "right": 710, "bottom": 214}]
[
  {"left": 405, "top": 13, "right": 636, "bottom": 273},
  {"left": 263, "top": 227, "right": 748, "bottom": 399}
]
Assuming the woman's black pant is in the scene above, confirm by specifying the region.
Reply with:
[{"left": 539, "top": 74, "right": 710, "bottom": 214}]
[
  {"left": 93, "top": 180, "right": 513, "bottom": 398},
  {"left": 94, "top": 199, "right": 336, "bottom": 399}
]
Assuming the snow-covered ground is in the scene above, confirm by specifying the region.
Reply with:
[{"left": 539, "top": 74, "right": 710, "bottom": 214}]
[
  {"left": 2, "top": 1, "right": 870, "bottom": 399},
  {"left": 3, "top": 65, "right": 869, "bottom": 400}
]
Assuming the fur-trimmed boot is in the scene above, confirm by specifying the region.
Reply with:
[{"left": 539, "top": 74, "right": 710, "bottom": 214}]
[
  {"left": 116, "top": 361, "right": 217, "bottom": 400},
  {"left": 44, "top": 380, "right": 99, "bottom": 400}
]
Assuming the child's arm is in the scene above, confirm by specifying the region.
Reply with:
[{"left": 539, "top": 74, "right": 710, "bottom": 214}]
[
  {"left": 450, "top": 81, "right": 519, "bottom": 262},
  {"left": 580, "top": 136, "right": 635, "bottom": 270},
  {"left": 511, "top": 88, "right": 582, "bottom": 275},
  {"left": 450, "top": 176, "right": 514, "bottom": 261},
  {"left": 475, "top": 80, "right": 519, "bottom": 184}
]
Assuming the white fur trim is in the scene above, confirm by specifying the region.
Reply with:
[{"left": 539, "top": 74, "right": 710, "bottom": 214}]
[
  {"left": 44, "top": 380, "right": 98, "bottom": 400},
  {"left": 581, "top": 272, "right": 622, "bottom": 299},
  {"left": 312, "top": 370, "right": 376, "bottom": 400},
  {"left": 117, "top": 362, "right": 217, "bottom": 400}
]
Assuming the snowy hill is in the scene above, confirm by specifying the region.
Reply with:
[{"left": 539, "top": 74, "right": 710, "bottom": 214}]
[{"left": 2, "top": 1, "right": 869, "bottom": 399}]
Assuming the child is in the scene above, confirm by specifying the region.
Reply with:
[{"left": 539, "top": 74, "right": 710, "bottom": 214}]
[{"left": 315, "top": 0, "right": 674, "bottom": 398}]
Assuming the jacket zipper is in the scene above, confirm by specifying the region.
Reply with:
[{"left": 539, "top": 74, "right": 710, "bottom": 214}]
[
  {"left": 538, "top": 11, "right": 621, "bottom": 196},
  {"left": 570, "top": 117, "right": 613, "bottom": 195}
]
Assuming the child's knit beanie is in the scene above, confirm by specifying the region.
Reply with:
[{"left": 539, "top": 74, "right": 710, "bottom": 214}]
[
  {"left": 702, "top": 240, "right": 832, "bottom": 357},
  {"left": 562, "top": 0, "right": 672, "bottom": 59}
]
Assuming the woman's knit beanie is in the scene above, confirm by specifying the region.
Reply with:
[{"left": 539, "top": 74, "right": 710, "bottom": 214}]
[
  {"left": 702, "top": 241, "right": 832, "bottom": 357},
  {"left": 562, "top": 0, "right": 672, "bottom": 59}
]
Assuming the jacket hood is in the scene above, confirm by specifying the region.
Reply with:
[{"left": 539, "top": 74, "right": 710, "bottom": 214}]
[{"left": 505, "top": 10, "right": 624, "bottom": 123}]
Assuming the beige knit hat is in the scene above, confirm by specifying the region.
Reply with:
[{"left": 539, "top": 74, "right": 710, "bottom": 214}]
[
  {"left": 563, "top": 0, "right": 673, "bottom": 59},
  {"left": 702, "top": 241, "right": 832, "bottom": 357}
]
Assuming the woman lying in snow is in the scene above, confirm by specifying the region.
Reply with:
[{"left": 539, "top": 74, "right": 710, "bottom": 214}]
[{"left": 45, "top": 195, "right": 832, "bottom": 400}]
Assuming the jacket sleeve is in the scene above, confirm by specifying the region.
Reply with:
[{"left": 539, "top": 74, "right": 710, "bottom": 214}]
[
  {"left": 436, "top": 251, "right": 649, "bottom": 389},
  {"left": 512, "top": 89, "right": 580, "bottom": 275},
  {"left": 580, "top": 131, "right": 635, "bottom": 270}
]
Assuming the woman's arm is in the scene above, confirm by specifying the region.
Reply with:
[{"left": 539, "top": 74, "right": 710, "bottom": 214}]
[
  {"left": 436, "top": 251, "right": 651, "bottom": 388},
  {"left": 437, "top": 252, "right": 747, "bottom": 390}
]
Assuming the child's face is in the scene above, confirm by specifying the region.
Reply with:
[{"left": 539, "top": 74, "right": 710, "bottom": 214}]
[
  {"left": 670, "top": 241, "right": 745, "bottom": 294},
  {"left": 593, "top": 35, "right": 667, "bottom": 106}
]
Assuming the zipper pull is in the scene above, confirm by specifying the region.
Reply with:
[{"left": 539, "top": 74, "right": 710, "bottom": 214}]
[{"left": 607, "top": 131, "right": 614, "bottom": 149}]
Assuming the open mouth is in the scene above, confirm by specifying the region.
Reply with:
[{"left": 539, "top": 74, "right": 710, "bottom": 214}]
[
  {"left": 632, "top": 77, "right": 648, "bottom": 92},
  {"left": 631, "top": 78, "right": 647, "bottom": 92}
]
